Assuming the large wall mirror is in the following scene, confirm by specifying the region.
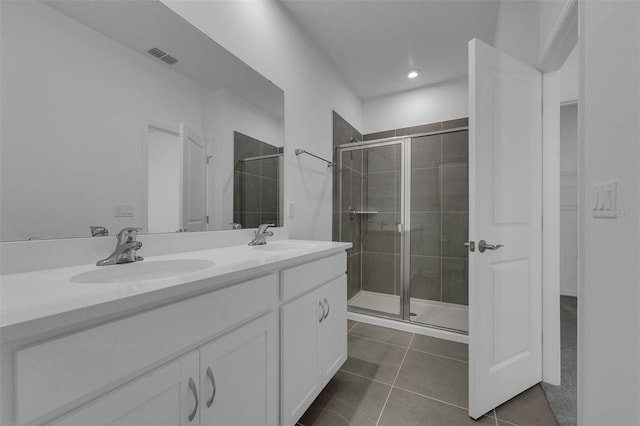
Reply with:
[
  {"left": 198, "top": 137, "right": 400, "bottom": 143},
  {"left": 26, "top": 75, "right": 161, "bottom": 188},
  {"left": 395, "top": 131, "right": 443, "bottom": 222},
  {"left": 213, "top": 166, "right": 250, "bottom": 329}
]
[{"left": 0, "top": 0, "right": 284, "bottom": 242}]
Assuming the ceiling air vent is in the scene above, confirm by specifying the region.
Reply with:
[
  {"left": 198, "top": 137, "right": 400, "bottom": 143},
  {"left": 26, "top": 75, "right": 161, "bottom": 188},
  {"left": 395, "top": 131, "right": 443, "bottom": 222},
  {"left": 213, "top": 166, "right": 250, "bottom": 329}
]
[
  {"left": 147, "top": 47, "right": 178, "bottom": 65},
  {"left": 160, "top": 55, "right": 178, "bottom": 65}
]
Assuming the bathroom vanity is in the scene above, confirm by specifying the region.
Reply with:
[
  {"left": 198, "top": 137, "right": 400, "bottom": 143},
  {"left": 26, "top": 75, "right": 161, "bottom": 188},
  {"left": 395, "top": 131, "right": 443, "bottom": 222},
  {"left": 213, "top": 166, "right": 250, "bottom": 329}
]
[{"left": 0, "top": 238, "right": 350, "bottom": 425}]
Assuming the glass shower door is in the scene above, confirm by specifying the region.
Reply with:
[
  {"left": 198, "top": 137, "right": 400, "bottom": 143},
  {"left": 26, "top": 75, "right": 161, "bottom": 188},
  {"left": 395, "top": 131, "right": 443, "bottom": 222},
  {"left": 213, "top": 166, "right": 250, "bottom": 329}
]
[{"left": 341, "top": 141, "right": 404, "bottom": 318}]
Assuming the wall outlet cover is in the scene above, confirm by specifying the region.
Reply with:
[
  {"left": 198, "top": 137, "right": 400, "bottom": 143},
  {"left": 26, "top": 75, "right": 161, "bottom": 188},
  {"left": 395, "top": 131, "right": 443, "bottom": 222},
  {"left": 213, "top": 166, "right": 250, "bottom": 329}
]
[
  {"left": 114, "top": 204, "right": 135, "bottom": 217},
  {"left": 592, "top": 181, "right": 617, "bottom": 219}
]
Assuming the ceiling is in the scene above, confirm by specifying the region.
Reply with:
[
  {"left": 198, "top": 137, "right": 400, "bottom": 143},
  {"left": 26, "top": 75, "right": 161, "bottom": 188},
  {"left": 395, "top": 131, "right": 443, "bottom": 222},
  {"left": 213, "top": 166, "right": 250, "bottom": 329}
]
[{"left": 280, "top": 0, "right": 500, "bottom": 100}]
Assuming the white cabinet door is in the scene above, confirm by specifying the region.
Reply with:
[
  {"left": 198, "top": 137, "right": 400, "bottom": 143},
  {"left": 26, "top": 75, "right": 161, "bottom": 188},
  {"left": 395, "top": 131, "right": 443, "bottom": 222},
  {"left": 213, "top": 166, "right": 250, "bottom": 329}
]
[
  {"left": 199, "top": 312, "right": 278, "bottom": 426},
  {"left": 319, "top": 276, "right": 347, "bottom": 382},
  {"left": 282, "top": 286, "right": 323, "bottom": 426},
  {"left": 468, "top": 38, "right": 543, "bottom": 419},
  {"left": 55, "top": 352, "right": 200, "bottom": 426}
]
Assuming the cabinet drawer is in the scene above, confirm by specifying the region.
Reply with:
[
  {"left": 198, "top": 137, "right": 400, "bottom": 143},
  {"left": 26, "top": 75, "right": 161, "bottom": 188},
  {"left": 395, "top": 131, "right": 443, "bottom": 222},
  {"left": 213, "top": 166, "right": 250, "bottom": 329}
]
[
  {"left": 15, "top": 274, "right": 278, "bottom": 424},
  {"left": 282, "top": 253, "right": 346, "bottom": 301}
]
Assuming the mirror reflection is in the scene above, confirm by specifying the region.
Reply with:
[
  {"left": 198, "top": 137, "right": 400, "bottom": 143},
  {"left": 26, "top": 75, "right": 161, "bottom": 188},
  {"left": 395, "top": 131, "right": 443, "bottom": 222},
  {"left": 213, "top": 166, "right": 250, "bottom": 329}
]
[{"left": 0, "top": 0, "right": 285, "bottom": 241}]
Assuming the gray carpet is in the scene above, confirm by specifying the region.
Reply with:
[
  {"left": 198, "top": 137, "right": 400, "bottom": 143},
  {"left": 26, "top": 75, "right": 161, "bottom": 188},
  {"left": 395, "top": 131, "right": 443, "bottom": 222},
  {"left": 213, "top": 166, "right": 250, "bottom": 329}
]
[{"left": 541, "top": 296, "right": 577, "bottom": 425}]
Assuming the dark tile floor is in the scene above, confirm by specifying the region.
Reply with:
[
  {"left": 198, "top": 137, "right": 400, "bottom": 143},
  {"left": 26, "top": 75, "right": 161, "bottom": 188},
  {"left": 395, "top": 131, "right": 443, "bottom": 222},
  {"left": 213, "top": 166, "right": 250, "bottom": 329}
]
[{"left": 298, "top": 321, "right": 557, "bottom": 426}]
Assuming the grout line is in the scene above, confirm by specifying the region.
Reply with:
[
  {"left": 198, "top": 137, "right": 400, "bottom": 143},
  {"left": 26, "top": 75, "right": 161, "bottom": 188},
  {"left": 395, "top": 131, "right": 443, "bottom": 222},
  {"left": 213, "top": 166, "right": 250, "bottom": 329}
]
[
  {"left": 348, "top": 333, "right": 468, "bottom": 363},
  {"left": 339, "top": 368, "right": 392, "bottom": 387},
  {"left": 375, "top": 334, "right": 415, "bottom": 426},
  {"left": 494, "top": 409, "right": 499, "bottom": 426},
  {"left": 391, "top": 384, "right": 469, "bottom": 411},
  {"left": 347, "top": 321, "right": 359, "bottom": 334}
]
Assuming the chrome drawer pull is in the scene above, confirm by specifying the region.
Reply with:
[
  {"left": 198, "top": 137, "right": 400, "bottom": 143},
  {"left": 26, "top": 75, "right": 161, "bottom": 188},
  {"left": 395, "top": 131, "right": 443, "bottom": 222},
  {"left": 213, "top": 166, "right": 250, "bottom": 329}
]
[
  {"left": 206, "top": 366, "right": 216, "bottom": 408},
  {"left": 188, "top": 377, "right": 198, "bottom": 422}
]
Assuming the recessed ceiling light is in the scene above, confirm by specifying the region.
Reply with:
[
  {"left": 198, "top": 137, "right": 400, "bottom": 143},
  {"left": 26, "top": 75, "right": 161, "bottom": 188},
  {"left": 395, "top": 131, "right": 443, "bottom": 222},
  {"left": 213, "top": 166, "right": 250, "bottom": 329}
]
[{"left": 407, "top": 69, "right": 420, "bottom": 79}]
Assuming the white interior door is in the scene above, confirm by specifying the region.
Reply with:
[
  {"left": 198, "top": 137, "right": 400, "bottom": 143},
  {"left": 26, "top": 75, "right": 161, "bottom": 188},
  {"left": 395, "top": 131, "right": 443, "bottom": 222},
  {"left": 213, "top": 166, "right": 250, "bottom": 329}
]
[
  {"left": 468, "top": 38, "right": 542, "bottom": 419},
  {"left": 180, "top": 122, "right": 207, "bottom": 232}
]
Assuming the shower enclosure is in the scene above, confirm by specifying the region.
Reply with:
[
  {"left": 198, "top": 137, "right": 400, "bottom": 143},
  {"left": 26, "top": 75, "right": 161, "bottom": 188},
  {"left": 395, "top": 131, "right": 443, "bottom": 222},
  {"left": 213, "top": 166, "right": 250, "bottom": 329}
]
[{"left": 338, "top": 127, "right": 469, "bottom": 333}]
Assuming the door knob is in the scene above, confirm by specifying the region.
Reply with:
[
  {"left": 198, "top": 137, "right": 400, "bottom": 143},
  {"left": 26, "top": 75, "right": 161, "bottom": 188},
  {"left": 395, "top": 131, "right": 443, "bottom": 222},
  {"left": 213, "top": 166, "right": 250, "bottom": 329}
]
[{"left": 478, "top": 240, "right": 504, "bottom": 253}]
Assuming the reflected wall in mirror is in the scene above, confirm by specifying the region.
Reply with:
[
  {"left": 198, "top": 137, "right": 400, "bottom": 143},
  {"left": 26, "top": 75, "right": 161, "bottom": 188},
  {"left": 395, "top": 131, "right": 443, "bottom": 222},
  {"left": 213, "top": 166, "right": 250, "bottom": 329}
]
[
  {"left": 233, "top": 132, "right": 284, "bottom": 229},
  {"left": 0, "top": 0, "right": 284, "bottom": 241}
]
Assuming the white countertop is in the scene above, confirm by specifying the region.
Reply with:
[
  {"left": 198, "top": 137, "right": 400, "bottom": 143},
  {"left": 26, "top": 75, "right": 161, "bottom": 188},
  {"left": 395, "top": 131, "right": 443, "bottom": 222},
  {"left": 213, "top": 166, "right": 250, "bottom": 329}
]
[{"left": 0, "top": 240, "right": 351, "bottom": 343}]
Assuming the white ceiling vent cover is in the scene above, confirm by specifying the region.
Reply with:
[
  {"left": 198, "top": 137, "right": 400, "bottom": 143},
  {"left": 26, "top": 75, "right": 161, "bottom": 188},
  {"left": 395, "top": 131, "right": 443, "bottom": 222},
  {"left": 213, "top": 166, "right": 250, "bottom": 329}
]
[{"left": 147, "top": 47, "right": 178, "bottom": 65}]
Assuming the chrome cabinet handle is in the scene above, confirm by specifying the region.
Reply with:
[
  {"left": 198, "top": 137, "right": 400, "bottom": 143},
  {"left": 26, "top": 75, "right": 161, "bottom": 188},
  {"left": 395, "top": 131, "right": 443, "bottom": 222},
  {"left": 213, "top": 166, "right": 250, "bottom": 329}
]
[
  {"left": 319, "top": 300, "right": 326, "bottom": 323},
  {"left": 188, "top": 377, "right": 198, "bottom": 422},
  {"left": 478, "top": 240, "right": 504, "bottom": 253},
  {"left": 206, "top": 366, "right": 216, "bottom": 408},
  {"left": 323, "top": 298, "right": 330, "bottom": 320}
]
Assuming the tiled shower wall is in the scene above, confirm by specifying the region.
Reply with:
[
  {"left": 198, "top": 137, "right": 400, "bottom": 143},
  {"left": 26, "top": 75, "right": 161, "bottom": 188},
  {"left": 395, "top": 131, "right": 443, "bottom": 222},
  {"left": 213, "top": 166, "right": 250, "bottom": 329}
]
[
  {"left": 233, "top": 131, "right": 281, "bottom": 228},
  {"left": 333, "top": 114, "right": 469, "bottom": 306}
]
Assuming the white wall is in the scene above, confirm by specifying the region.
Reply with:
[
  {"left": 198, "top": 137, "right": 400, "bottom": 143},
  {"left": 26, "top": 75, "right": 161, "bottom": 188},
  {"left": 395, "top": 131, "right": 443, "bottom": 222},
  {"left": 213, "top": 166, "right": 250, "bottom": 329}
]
[
  {"left": 160, "top": 0, "right": 363, "bottom": 240},
  {"left": 559, "top": 103, "right": 578, "bottom": 296},
  {"left": 361, "top": 77, "right": 468, "bottom": 134},
  {"left": 147, "top": 127, "right": 181, "bottom": 233},
  {"left": 204, "top": 89, "right": 283, "bottom": 231},
  {"left": 493, "top": 0, "right": 540, "bottom": 67},
  {"left": 0, "top": 1, "right": 207, "bottom": 240},
  {"left": 559, "top": 45, "right": 579, "bottom": 103},
  {"left": 578, "top": 1, "right": 640, "bottom": 423}
]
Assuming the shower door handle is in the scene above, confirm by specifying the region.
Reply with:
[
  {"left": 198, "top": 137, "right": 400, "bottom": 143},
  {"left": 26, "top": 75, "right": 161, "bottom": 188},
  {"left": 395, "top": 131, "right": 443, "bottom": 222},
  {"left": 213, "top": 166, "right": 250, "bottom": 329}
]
[{"left": 397, "top": 223, "right": 404, "bottom": 233}]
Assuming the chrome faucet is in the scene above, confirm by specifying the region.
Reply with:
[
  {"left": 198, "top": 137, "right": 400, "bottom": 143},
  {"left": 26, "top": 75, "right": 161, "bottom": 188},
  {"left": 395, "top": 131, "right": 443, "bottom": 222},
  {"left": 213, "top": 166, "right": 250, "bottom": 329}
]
[
  {"left": 90, "top": 226, "right": 109, "bottom": 237},
  {"left": 97, "top": 227, "right": 144, "bottom": 266},
  {"left": 248, "top": 223, "right": 275, "bottom": 246}
]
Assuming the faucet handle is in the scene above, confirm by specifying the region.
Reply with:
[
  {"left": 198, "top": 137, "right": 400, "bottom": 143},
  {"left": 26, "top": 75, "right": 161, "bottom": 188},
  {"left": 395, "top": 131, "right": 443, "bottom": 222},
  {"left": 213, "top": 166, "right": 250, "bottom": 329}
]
[
  {"left": 117, "top": 227, "right": 142, "bottom": 243},
  {"left": 90, "top": 226, "right": 109, "bottom": 237}
]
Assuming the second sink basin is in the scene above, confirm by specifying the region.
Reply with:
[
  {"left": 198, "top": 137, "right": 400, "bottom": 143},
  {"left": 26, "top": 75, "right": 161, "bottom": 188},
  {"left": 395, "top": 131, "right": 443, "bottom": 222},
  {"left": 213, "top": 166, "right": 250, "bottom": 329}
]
[{"left": 71, "top": 259, "right": 215, "bottom": 284}]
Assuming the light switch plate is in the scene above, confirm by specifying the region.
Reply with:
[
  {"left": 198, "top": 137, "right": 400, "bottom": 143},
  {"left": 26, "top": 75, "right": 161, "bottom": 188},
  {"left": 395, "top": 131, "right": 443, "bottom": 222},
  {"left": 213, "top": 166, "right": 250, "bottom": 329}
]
[
  {"left": 114, "top": 203, "right": 135, "bottom": 217},
  {"left": 592, "top": 181, "right": 617, "bottom": 219},
  {"left": 288, "top": 202, "right": 295, "bottom": 218}
]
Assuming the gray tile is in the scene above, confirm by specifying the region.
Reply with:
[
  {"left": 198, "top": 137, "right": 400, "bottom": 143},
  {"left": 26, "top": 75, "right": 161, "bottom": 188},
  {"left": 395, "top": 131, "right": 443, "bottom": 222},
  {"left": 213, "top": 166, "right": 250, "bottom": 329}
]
[
  {"left": 365, "top": 171, "right": 398, "bottom": 213},
  {"left": 347, "top": 253, "right": 361, "bottom": 300},
  {"left": 362, "top": 252, "right": 396, "bottom": 295},
  {"left": 410, "top": 255, "right": 441, "bottom": 301},
  {"left": 363, "top": 129, "right": 395, "bottom": 141},
  {"left": 410, "top": 334, "right": 468, "bottom": 362},
  {"left": 395, "top": 349, "right": 468, "bottom": 408},
  {"left": 233, "top": 171, "right": 241, "bottom": 211},
  {"left": 241, "top": 173, "right": 260, "bottom": 212},
  {"left": 411, "top": 135, "right": 441, "bottom": 169},
  {"left": 410, "top": 212, "right": 440, "bottom": 256},
  {"left": 260, "top": 178, "right": 278, "bottom": 213},
  {"left": 347, "top": 320, "right": 358, "bottom": 332},
  {"left": 441, "top": 164, "right": 468, "bottom": 212},
  {"left": 411, "top": 168, "right": 440, "bottom": 212},
  {"left": 441, "top": 213, "right": 468, "bottom": 258},
  {"left": 442, "top": 131, "right": 468, "bottom": 165},
  {"left": 351, "top": 171, "right": 363, "bottom": 211},
  {"left": 350, "top": 127, "right": 363, "bottom": 144},
  {"left": 260, "top": 156, "right": 279, "bottom": 180},
  {"left": 260, "top": 212, "right": 278, "bottom": 225},
  {"left": 260, "top": 141, "right": 278, "bottom": 156},
  {"left": 341, "top": 213, "right": 361, "bottom": 255},
  {"left": 365, "top": 144, "right": 399, "bottom": 173},
  {"left": 442, "top": 117, "right": 469, "bottom": 130},
  {"left": 362, "top": 212, "right": 397, "bottom": 254},
  {"left": 241, "top": 212, "right": 260, "bottom": 229},
  {"left": 340, "top": 167, "right": 353, "bottom": 211},
  {"left": 299, "top": 370, "right": 390, "bottom": 426},
  {"left": 442, "top": 258, "right": 468, "bottom": 305},
  {"left": 349, "top": 323, "right": 413, "bottom": 347},
  {"left": 396, "top": 122, "right": 442, "bottom": 137},
  {"left": 495, "top": 385, "right": 557, "bottom": 426},
  {"left": 333, "top": 111, "right": 352, "bottom": 147},
  {"left": 379, "top": 388, "right": 495, "bottom": 426},
  {"left": 342, "top": 334, "right": 407, "bottom": 384}
]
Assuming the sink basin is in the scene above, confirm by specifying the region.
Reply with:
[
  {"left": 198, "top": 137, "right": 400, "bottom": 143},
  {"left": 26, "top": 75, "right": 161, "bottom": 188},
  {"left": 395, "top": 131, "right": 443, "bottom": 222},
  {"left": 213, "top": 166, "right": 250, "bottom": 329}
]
[
  {"left": 71, "top": 259, "right": 215, "bottom": 284},
  {"left": 251, "top": 242, "right": 316, "bottom": 252}
]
